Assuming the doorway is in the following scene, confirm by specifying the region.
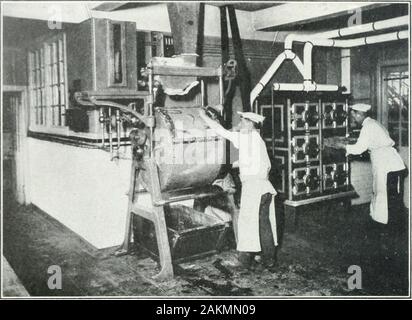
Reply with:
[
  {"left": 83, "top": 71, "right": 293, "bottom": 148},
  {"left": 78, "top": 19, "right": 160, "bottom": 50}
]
[
  {"left": 2, "top": 92, "right": 19, "bottom": 203},
  {"left": 2, "top": 88, "right": 29, "bottom": 205},
  {"left": 380, "top": 64, "right": 409, "bottom": 208}
]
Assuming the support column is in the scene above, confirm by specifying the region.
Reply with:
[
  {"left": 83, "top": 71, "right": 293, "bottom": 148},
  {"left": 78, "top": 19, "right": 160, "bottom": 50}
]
[
  {"left": 227, "top": 5, "right": 251, "bottom": 112},
  {"left": 167, "top": 3, "right": 201, "bottom": 57},
  {"left": 220, "top": 6, "right": 233, "bottom": 167},
  {"left": 341, "top": 49, "right": 351, "bottom": 93}
]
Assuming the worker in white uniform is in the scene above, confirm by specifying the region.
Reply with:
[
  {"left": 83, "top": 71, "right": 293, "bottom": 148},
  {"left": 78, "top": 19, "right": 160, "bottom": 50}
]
[
  {"left": 199, "top": 108, "right": 278, "bottom": 271},
  {"left": 336, "top": 103, "right": 406, "bottom": 232}
]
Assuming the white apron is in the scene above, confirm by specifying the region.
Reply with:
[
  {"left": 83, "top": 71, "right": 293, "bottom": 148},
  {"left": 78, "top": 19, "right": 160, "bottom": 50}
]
[
  {"left": 237, "top": 179, "right": 278, "bottom": 252},
  {"left": 369, "top": 146, "right": 405, "bottom": 224},
  {"left": 234, "top": 130, "right": 278, "bottom": 252}
]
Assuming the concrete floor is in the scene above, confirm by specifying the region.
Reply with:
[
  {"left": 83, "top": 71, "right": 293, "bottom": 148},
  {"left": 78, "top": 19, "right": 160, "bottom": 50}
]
[
  {"left": 2, "top": 256, "right": 30, "bottom": 296},
  {"left": 2, "top": 199, "right": 410, "bottom": 297}
]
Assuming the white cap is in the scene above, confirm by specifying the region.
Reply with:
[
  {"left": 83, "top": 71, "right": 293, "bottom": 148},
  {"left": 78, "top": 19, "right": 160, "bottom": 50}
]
[
  {"left": 350, "top": 103, "right": 371, "bottom": 112},
  {"left": 237, "top": 111, "right": 265, "bottom": 123}
]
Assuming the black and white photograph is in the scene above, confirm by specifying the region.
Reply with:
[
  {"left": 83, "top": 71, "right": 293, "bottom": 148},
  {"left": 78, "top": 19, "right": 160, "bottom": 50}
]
[{"left": 1, "top": 0, "right": 411, "bottom": 300}]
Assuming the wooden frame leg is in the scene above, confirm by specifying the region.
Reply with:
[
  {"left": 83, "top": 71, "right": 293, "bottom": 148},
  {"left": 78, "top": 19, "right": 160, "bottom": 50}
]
[
  {"left": 115, "top": 162, "right": 139, "bottom": 256},
  {"left": 152, "top": 206, "right": 174, "bottom": 280},
  {"left": 148, "top": 160, "right": 174, "bottom": 280}
]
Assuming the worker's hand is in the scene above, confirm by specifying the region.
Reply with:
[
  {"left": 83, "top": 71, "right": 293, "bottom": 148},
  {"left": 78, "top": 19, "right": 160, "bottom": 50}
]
[
  {"left": 198, "top": 108, "right": 208, "bottom": 119},
  {"left": 338, "top": 142, "right": 347, "bottom": 149},
  {"left": 323, "top": 137, "right": 346, "bottom": 149},
  {"left": 212, "top": 104, "right": 224, "bottom": 113},
  {"left": 334, "top": 138, "right": 347, "bottom": 149}
]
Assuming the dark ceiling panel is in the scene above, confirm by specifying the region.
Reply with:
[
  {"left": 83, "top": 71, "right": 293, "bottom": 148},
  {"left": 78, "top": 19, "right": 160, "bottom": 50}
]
[
  {"left": 93, "top": 2, "right": 157, "bottom": 11},
  {"left": 208, "top": 2, "right": 282, "bottom": 11},
  {"left": 93, "top": 1, "right": 282, "bottom": 12}
]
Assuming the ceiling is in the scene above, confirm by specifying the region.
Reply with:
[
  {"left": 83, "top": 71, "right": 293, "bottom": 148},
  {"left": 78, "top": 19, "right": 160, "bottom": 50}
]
[
  {"left": 193, "top": 2, "right": 282, "bottom": 11},
  {"left": 4, "top": 1, "right": 409, "bottom": 41},
  {"left": 93, "top": 1, "right": 282, "bottom": 12},
  {"left": 92, "top": 1, "right": 410, "bottom": 32},
  {"left": 256, "top": 3, "right": 409, "bottom": 31}
]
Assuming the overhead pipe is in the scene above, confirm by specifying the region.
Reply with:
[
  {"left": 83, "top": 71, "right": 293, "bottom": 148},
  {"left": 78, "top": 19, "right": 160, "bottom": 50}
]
[
  {"left": 305, "top": 30, "right": 408, "bottom": 48},
  {"left": 250, "top": 50, "right": 306, "bottom": 106},
  {"left": 284, "top": 15, "right": 409, "bottom": 49},
  {"left": 250, "top": 46, "right": 325, "bottom": 104},
  {"left": 314, "top": 15, "right": 409, "bottom": 40},
  {"left": 273, "top": 83, "right": 339, "bottom": 92},
  {"left": 250, "top": 52, "right": 287, "bottom": 106},
  {"left": 299, "top": 30, "right": 408, "bottom": 83},
  {"left": 295, "top": 30, "right": 408, "bottom": 91},
  {"left": 251, "top": 16, "right": 409, "bottom": 105},
  {"left": 303, "top": 42, "right": 313, "bottom": 83},
  {"left": 291, "top": 54, "right": 305, "bottom": 78}
]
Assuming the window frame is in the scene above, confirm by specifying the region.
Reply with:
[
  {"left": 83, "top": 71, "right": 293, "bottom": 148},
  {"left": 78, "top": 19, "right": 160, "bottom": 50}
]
[
  {"left": 28, "top": 32, "right": 69, "bottom": 135},
  {"left": 378, "top": 63, "right": 409, "bottom": 148}
]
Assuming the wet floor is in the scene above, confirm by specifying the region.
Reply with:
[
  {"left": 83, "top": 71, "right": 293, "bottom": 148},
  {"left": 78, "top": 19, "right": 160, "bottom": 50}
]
[{"left": 2, "top": 200, "right": 409, "bottom": 297}]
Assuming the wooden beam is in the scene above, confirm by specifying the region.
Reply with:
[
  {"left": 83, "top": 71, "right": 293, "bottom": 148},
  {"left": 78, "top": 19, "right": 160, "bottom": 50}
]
[
  {"left": 209, "top": 2, "right": 279, "bottom": 11},
  {"left": 220, "top": 5, "right": 232, "bottom": 129},
  {"left": 167, "top": 3, "right": 201, "bottom": 55},
  {"left": 227, "top": 5, "right": 251, "bottom": 112},
  {"left": 252, "top": 2, "right": 388, "bottom": 31}
]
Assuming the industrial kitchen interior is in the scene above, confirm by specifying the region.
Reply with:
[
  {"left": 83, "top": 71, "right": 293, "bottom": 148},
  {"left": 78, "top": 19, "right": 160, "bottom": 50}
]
[{"left": 1, "top": 1, "right": 410, "bottom": 297}]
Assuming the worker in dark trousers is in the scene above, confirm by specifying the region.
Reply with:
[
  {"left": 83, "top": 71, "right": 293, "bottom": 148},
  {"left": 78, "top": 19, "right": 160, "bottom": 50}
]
[
  {"left": 336, "top": 103, "right": 406, "bottom": 287},
  {"left": 199, "top": 108, "right": 278, "bottom": 271},
  {"left": 338, "top": 104, "right": 406, "bottom": 230},
  {"left": 386, "top": 172, "right": 407, "bottom": 227}
]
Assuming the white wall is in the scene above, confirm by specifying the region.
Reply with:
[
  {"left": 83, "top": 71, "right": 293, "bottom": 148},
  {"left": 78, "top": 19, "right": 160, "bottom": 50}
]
[
  {"left": 26, "top": 138, "right": 194, "bottom": 249},
  {"left": 27, "top": 138, "right": 132, "bottom": 249}
]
